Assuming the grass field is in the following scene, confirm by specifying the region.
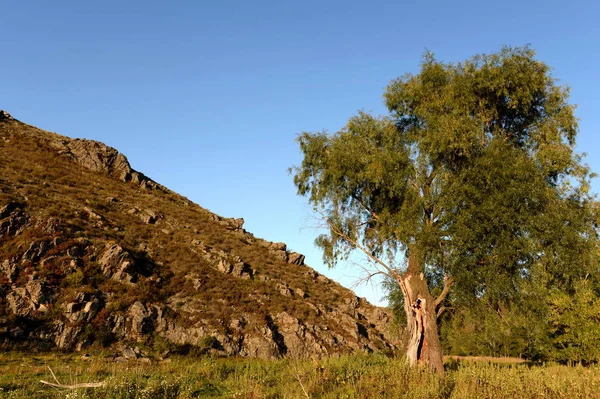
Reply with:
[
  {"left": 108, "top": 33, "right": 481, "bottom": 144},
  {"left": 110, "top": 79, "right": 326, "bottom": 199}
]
[{"left": 0, "top": 352, "right": 599, "bottom": 398}]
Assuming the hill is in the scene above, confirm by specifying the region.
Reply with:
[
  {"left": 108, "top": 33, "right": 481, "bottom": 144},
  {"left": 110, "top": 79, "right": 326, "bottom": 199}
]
[{"left": 0, "top": 110, "right": 396, "bottom": 359}]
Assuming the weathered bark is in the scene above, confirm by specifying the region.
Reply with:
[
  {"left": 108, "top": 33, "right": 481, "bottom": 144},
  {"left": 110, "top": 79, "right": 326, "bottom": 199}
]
[{"left": 397, "top": 252, "right": 445, "bottom": 377}]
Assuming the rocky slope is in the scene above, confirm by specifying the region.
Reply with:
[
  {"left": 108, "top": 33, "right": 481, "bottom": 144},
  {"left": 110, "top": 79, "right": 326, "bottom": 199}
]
[{"left": 0, "top": 110, "right": 397, "bottom": 359}]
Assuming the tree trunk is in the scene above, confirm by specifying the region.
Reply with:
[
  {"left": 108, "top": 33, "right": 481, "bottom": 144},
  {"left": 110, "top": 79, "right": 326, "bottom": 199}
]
[{"left": 397, "top": 252, "right": 445, "bottom": 377}]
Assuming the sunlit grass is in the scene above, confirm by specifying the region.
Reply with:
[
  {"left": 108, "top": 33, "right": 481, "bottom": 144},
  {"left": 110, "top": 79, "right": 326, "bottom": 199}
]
[{"left": 1, "top": 352, "right": 599, "bottom": 398}]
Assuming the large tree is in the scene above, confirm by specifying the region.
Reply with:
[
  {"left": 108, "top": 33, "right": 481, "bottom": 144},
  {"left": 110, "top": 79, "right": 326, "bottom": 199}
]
[{"left": 292, "top": 47, "right": 596, "bottom": 376}]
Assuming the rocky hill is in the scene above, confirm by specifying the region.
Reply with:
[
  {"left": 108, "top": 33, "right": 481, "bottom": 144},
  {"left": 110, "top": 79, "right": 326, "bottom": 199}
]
[{"left": 0, "top": 110, "right": 397, "bottom": 359}]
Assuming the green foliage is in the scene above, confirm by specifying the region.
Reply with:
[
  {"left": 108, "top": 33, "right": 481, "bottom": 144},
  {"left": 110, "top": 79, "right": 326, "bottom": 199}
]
[
  {"left": 438, "top": 266, "right": 600, "bottom": 363},
  {"left": 64, "top": 269, "right": 85, "bottom": 287},
  {"left": 440, "top": 299, "right": 550, "bottom": 359},
  {"left": 547, "top": 278, "right": 600, "bottom": 364}
]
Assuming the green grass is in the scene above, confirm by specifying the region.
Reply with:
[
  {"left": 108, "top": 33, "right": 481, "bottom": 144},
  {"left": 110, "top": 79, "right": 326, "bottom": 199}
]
[{"left": 0, "top": 352, "right": 599, "bottom": 398}]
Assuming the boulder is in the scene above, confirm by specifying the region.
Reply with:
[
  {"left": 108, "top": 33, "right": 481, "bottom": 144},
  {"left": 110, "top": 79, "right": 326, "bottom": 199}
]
[
  {"left": 1, "top": 259, "right": 18, "bottom": 283},
  {"left": 240, "top": 328, "right": 281, "bottom": 359},
  {"left": 54, "top": 322, "right": 83, "bottom": 349},
  {"left": 277, "top": 283, "right": 294, "bottom": 297},
  {"left": 0, "top": 208, "right": 29, "bottom": 238},
  {"left": 26, "top": 279, "right": 51, "bottom": 306},
  {"left": 53, "top": 137, "right": 159, "bottom": 189},
  {"left": 81, "top": 207, "right": 107, "bottom": 228},
  {"left": 7, "top": 288, "right": 33, "bottom": 316},
  {"left": 98, "top": 244, "right": 136, "bottom": 283},
  {"left": 128, "top": 301, "right": 157, "bottom": 340},
  {"left": 83, "top": 207, "right": 104, "bottom": 221},
  {"left": 232, "top": 262, "right": 253, "bottom": 279},
  {"left": 6, "top": 278, "right": 52, "bottom": 317},
  {"left": 64, "top": 293, "right": 101, "bottom": 323},
  {"left": 287, "top": 252, "right": 305, "bottom": 266},
  {"left": 140, "top": 209, "right": 162, "bottom": 224},
  {"left": 0, "top": 202, "right": 20, "bottom": 219},
  {"left": 269, "top": 249, "right": 288, "bottom": 262},
  {"left": 64, "top": 139, "right": 133, "bottom": 180},
  {"left": 269, "top": 242, "right": 287, "bottom": 251},
  {"left": 212, "top": 215, "right": 245, "bottom": 230},
  {"left": 275, "top": 312, "right": 328, "bottom": 358},
  {"left": 217, "top": 260, "right": 233, "bottom": 274},
  {"left": 23, "top": 240, "right": 50, "bottom": 262},
  {"left": 0, "top": 110, "right": 15, "bottom": 121}
]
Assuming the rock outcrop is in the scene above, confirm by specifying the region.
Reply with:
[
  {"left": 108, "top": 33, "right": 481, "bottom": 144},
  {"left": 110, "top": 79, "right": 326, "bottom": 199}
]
[
  {"left": 55, "top": 139, "right": 160, "bottom": 190},
  {"left": 99, "top": 244, "right": 137, "bottom": 283},
  {"left": 0, "top": 110, "right": 15, "bottom": 121}
]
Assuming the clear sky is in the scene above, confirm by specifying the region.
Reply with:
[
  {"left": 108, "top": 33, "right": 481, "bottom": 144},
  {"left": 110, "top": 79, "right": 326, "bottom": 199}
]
[{"left": 2, "top": 0, "right": 598, "bottom": 306}]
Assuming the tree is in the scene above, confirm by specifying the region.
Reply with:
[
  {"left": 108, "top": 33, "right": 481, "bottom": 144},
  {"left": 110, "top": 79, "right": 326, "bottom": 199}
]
[
  {"left": 292, "top": 46, "right": 596, "bottom": 376},
  {"left": 437, "top": 196, "right": 600, "bottom": 363},
  {"left": 546, "top": 278, "right": 600, "bottom": 364}
]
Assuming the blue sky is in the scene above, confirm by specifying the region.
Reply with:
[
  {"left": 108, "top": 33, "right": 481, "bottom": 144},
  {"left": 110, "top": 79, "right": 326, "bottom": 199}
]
[{"left": 2, "top": 0, "right": 598, "bottom": 306}]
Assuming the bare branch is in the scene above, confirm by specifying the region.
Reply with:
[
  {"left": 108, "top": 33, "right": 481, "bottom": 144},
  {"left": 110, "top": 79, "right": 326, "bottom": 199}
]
[
  {"left": 47, "top": 366, "right": 60, "bottom": 385},
  {"left": 434, "top": 275, "right": 455, "bottom": 308},
  {"left": 324, "top": 216, "right": 400, "bottom": 281},
  {"left": 40, "top": 365, "right": 106, "bottom": 389},
  {"left": 40, "top": 380, "right": 106, "bottom": 389},
  {"left": 351, "top": 268, "right": 386, "bottom": 289}
]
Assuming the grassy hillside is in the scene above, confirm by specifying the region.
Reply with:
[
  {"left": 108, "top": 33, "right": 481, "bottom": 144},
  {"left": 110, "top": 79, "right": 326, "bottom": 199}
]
[{"left": 0, "top": 112, "right": 396, "bottom": 358}]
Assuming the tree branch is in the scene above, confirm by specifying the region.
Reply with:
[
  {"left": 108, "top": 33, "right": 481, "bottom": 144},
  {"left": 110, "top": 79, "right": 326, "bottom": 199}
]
[
  {"left": 434, "top": 274, "right": 455, "bottom": 308},
  {"left": 436, "top": 306, "right": 452, "bottom": 319},
  {"left": 407, "top": 178, "right": 420, "bottom": 194},
  {"left": 351, "top": 194, "right": 381, "bottom": 223},
  {"left": 351, "top": 267, "right": 387, "bottom": 289},
  {"left": 324, "top": 216, "right": 400, "bottom": 281}
]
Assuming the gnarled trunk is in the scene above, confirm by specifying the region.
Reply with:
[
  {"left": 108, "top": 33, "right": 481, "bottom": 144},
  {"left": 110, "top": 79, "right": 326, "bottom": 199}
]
[{"left": 397, "top": 253, "right": 445, "bottom": 377}]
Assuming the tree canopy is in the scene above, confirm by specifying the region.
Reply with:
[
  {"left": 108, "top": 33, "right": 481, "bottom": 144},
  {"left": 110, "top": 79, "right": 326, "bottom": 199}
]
[{"left": 292, "top": 46, "right": 598, "bottom": 371}]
